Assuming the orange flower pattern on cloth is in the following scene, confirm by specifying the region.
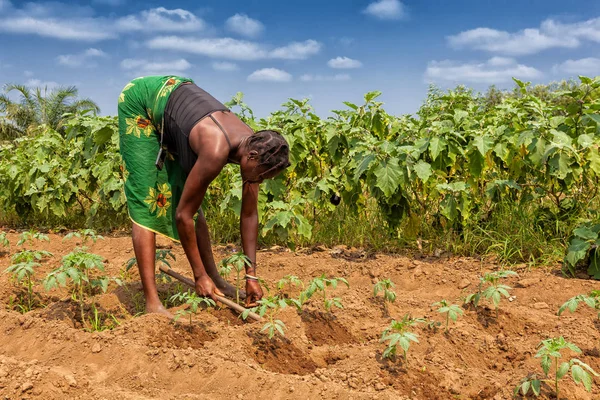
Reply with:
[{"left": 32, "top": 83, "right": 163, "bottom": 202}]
[
  {"left": 144, "top": 183, "right": 172, "bottom": 218},
  {"left": 125, "top": 115, "right": 154, "bottom": 138}
]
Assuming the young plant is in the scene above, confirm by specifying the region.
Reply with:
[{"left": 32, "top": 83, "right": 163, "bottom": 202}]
[
  {"left": 513, "top": 374, "right": 542, "bottom": 398},
  {"left": 17, "top": 229, "right": 49, "bottom": 247},
  {"left": 277, "top": 275, "right": 304, "bottom": 296},
  {"left": 464, "top": 270, "right": 517, "bottom": 316},
  {"left": 12, "top": 249, "right": 53, "bottom": 263},
  {"left": 243, "top": 295, "right": 288, "bottom": 339},
  {"left": 558, "top": 290, "right": 600, "bottom": 320},
  {"left": 432, "top": 299, "right": 464, "bottom": 332},
  {"left": 0, "top": 232, "right": 9, "bottom": 252},
  {"left": 170, "top": 290, "right": 216, "bottom": 329},
  {"left": 4, "top": 260, "right": 41, "bottom": 312},
  {"left": 64, "top": 229, "right": 104, "bottom": 245},
  {"left": 532, "top": 337, "right": 599, "bottom": 398},
  {"left": 303, "top": 274, "right": 349, "bottom": 313},
  {"left": 380, "top": 314, "right": 425, "bottom": 364},
  {"left": 125, "top": 249, "right": 176, "bottom": 282},
  {"left": 373, "top": 278, "right": 397, "bottom": 314},
  {"left": 86, "top": 304, "right": 120, "bottom": 332},
  {"left": 219, "top": 252, "right": 252, "bottom": 304},
  {"left": 44, "top": 249, "right": 109, "bottom": 327}
]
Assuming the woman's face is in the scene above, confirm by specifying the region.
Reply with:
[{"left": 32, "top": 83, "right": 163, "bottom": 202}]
[{"left": 240, "top": 150, "right": 282, "bottom": 184}]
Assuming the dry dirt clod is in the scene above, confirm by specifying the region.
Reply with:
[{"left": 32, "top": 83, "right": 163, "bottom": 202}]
[
  {"left": 91, "top": 343, "right": 102, "bottom": 353},
  {"left": 20, "top": 382, "right": 33, "bottom": 393},
  {"left": 517, "top": 278, "right": 539, "bottom": 288},
  {"left": 532, "top": 302, "right": 549, "bottom": 310},
  {"left": 458, "top": 279, "right": 470, "bottom": 289},
  {"left": 63, "top": 374, "right": 77, "bottom": 387}
]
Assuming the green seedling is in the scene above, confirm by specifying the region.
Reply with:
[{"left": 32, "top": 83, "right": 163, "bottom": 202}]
[
  {"left": 277, "top": 275, "right": 304, "bottom": 292},
  {"left": 12, "top": 250, "right": 53, "bottom": 263},
  {"left": 558, "top": 290, "right": 600, "bottom": 320},
  {"left": 4, "top": 260, "right": 41, "bottom": 313},
  {"left": 86, "top": 304, "right": 120, "bottom": 332},
  {"left": 64, "top": 229, "right": 104, "bottom": 244},
  {"left": 303, "top": 274, "right": 349, "bottom": 313},
  {"left": 170, "top": 290, "right": 216, "bottom": 329},
  {"left": 513, "top": 374, "right": 542, "bottom": 398},
  {"left": 243, "top": 295, "right": 289, "bottom": 339},
  {"left": 0, "top": 232, "right": 9, "bottom": 251},
  {"left": 432, "top": 299, "right": 464, "bottom": 332},
  {"left": 44, "top": 249, "right": 109, "bottom": 328},
  {"left": 373, "top": 278, "right": 397, "bottom": 314},
  {"left": 17, "top": 229, "right": 49, "bottom": 247},
  {"left": 220, "top": 252, "right": 252, "bottom": 305},
  {"left": 125, "top": 249, "right": 176, "bottom": 282},
  {"left": 380, "top": 314, "right": 425, "bottom": 364},
  {"left": 517, "top": 337, "right": 600, "bottom": 398},
  {"left": 465, "top": 270, "right": 517, "bottom": 316}
]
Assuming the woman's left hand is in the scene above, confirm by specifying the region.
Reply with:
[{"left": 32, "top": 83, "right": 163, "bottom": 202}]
[{"left": 245, "top": 279, "right": 263, "bottom": 307}]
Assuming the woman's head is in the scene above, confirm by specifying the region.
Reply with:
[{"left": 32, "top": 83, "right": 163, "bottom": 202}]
[{"left": 241, "top": 130, "right": 290, "bottom": 183}]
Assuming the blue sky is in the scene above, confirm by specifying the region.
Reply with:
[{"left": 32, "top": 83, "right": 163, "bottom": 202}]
[{"left": 1, "top": 0, "right": 600, "bottom": 117}]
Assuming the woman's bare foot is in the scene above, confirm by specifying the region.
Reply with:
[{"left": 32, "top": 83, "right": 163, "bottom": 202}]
[
  {"left": 211, "top": 275, "right": 246, "bottom": 300},
  {"left": 145, "top": 303, "right": 173, "bottom": 318}
]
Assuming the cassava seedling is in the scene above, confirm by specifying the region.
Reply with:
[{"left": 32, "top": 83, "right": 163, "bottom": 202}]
[
  {"left": 220, "top": 252, "right": 252, "bottom": 305},
  {"left": 170, "top": 290, "right": 216, "bottom": 329},
  {"left": 519, "top": 337, "right": 600, "bottom": 398},
  {"left": 12, "top": 249, "right": 53, "bottom": 264},
  {"left": 277, "top": 275, "right": 304, "bottom": 292},
  {"left": 303, "top": 274, "right": 349, "bottom": 313},
  {"left": 373, "top": 278, "right": 397, "bottom": 314},
  {"left": 243, "top": 295, "right": 288, "bottom": 339},
  {"left": 432, "top": 299, "right": 463, "bottom": 332},
  {"left": 4, "top": 260, "right": 41, "bottom": 313},
  {"left": 380, "top": 314, "right": 425, "bottom": 364},
  {"left": 44, "top": 249, "right": 109, "bottom": 328},
  {"left": 558, "top": 290, "right": 600, "bottom": 349},
  {"left": 464, "top": 270, "right": 517, "bottom": 317},
  {"left": 17, "top": 229, "right": 49, "bottom": 247}
]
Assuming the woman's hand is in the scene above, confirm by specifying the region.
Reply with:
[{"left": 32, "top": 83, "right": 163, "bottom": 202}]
[
  {"left": 195, "top": 274, "right": 223, "bottom": 301},
  {"left": 245, "top": 279, "right": 263, "bottom": 307}
]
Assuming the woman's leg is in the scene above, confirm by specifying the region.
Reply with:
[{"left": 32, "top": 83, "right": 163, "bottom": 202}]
[{"left": 131, "top": 223, "right": 172, "bottom": 317}]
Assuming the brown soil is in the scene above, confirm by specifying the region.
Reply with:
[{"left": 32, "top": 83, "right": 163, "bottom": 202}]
[{"left": 0, "top": 232, "right": 599, "bottom": 399}]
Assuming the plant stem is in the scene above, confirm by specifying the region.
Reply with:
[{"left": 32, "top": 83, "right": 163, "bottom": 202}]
[
  {"left": 555, "top": 357, "right": 559, "bottom": 398},
  {"left": 27, "top": 274, "right": 32, "bottom": 311},
  {"left": 79, "top": 284, "right": 85, "bottom": 329},
  {"left": 236, "top": 269, "right": 240, "bottom": 305},
  {"left": 445, "top": 312, "right": 449, "bottom": 332}
]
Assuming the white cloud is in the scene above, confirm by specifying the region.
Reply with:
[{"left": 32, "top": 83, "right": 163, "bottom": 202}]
[
  {"left": 327, "top": 56, "right": 362, "bottom": 69},
  {"left": 269, "top": 40, "right": 322, "bottom": 60},
  {"left": 225, "top": 13, "right": 264, "bottom": 38},
  {"left": 115, "top": 7, "right": 205, "bottom": 33},
  {"left": 0, "top": 4, "right": 205, "bottom": 41},
  {"left": 56, "top": 47, "right": 107, "bottom": 68},
  {"left": 247, "top": 68, "right": 292, "bottom": 82},
  {"left": 448, "top": 17, "right": 600, "bottom": 56},
  {"left": 300, "top": 73, "right": 351, "bottom": 82},
  {"left": 120, "top": 58, "right": 192, "bottom": 76},
  {"left": 552, "top": 58, "right": 600, "bottom": 76},
  {"left": 363, "top": 0, "right": 406, "bottom": 20},
  {"left": 212, "top": 61, "right": 239, "bottom": 71},
  {"left": 147, "top": 36, "right": 267, "bottom": 60},
  {"left": 0, "top": 17, "right": 115, "bottom": 41},
  {"left": 147, "top": 37, "right": 321, "bottom": 61},
  {"left": 24, "top": 70, "right": 33, "bottom": 77},
  {"left": 25, "top": 79, "right": 60, "bottom": 89},
  {"left": 425, "top": 58, "right": 542, "bottom": 84}
]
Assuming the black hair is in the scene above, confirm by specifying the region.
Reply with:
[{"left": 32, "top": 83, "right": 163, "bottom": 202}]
[{"left": 247, "top": 130, "right": 291, "bottom": 178}]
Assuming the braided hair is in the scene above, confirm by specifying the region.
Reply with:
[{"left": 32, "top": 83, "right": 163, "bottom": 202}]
[{"left": 246, "top": 130, "right": 291, "bottom": 178}]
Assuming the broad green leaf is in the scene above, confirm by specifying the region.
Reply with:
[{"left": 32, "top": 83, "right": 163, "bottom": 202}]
[
  {"left": 472, "top": 135, "right": 494, "bottom": 157},
  {"left": 413, "top": 160, "right": 432, "bottom": 182},
  {"left": 373, "top": 158, "right": 401, "bottom": 198}
]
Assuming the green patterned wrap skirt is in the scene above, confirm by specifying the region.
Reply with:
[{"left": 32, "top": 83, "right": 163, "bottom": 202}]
[{"left": 117, "top": 75, "right": 193, "bottom": 241}]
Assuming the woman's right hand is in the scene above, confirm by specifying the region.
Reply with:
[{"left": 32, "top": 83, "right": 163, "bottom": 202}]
[{"left": 195, "top": 274, "right": 223, "bottom": 301}]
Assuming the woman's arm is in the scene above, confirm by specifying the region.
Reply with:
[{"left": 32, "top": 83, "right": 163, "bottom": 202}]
[
  {"left": 240, "top": 181, "right": 263, "bottom": 305},
  {"left": 175, "top": 153, "right": 225, "bottom": 300}
]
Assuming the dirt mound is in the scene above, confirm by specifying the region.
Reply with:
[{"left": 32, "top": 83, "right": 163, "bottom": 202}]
[{"left": 0, "top": 233, "right": 598, "bottom": 399}]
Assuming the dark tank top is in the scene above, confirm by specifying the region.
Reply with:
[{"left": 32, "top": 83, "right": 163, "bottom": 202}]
[{"left": 163, "top": 83, "right": 230, "bottom": 175}]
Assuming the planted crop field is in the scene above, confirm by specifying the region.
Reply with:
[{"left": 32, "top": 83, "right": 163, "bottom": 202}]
[{"left": 0, "top": 232, "right": 599, "bottom": 399}]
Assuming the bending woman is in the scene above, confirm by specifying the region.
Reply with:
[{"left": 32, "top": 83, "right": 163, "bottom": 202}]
[{"left": 118, "top": 76, "right": 290, "bottom": 316}]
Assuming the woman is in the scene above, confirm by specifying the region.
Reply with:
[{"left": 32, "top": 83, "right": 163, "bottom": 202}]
[{"left": 118, "top": 75, "right": 290, "bottom": 316}]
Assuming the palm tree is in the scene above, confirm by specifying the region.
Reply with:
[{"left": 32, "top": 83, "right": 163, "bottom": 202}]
[{"left": 0, "top": 84, "right": 100, "bottom": 140}]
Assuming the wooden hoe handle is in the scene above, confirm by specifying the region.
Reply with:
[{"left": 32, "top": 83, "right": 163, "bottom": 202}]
[{"left": 158, "top": 265, "right": 262, "bottom": 322}]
